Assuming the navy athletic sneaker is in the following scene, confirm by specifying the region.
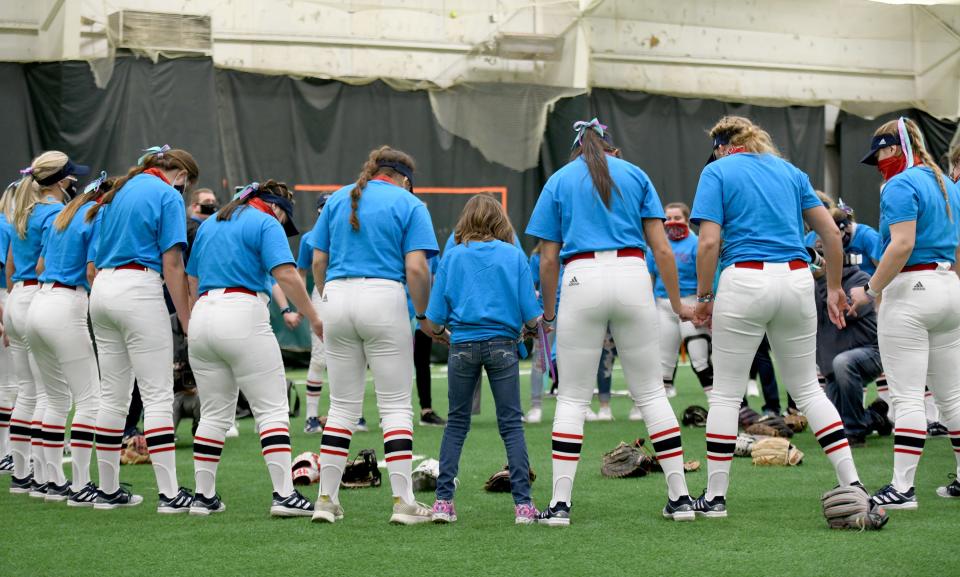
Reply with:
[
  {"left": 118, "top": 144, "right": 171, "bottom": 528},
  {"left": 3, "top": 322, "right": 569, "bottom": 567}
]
[
  {"left": 537, "top": 501, "right": 571, "bottom": 526},
  {"left": 272, "top": 490, "right": 315, "bottom": 517},
  {"left": 662, "top": 495, "right": 695, "bottom": 521},
  {"left": 95, "top": 485, "right": 144, "bottom": 509},
  {"left": 158, "top": 487, "right": 194, "bottom": 514},
  {"left": 872, "top": 484, "right": 917, "bottom": 510},
  {"left": 937, "top": 475, "right": 960, "bottom": 499},
  {"left": 0, "top": 454, "right": 13, "bottom": 476},
  {"left": 304, "top": 417, "right": 323, "bottom": 434},
  {"left": 692, "top": 492, "right": 727, "bottom": 518},
  {"left": 9, "top": 473, "right": 33, "bottom": 494},
  {"left": 44, "top": 480, "right": 72, "bottom": 502},
  {"left": 29, "top": 480, "right": 48, "bottom": 499},
  {"left": 67, "top": 482, "right": 99, "bottom": 508},
  {"left": 190, "top": 493, "right": 226, "bottom": 516}
]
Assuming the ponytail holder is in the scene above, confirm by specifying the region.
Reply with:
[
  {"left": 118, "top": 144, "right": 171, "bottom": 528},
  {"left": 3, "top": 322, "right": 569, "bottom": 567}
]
[
  {"left": 837, "top": 197, "right": 854, "bottom": 217},
  {"left": 83, "top": 171, "right": 108, "bottom": 194},
  {"left": 138, "top": 144, "right": 171, "bottom": 166},
  {"left": 896, "top": 118, "right": 914, "bottom": 168},
  {"left": 572, "top": 118, "right": 608, "bottom": 148},
  {"left": 18, "top": 166, "right": 34, "bottom": 177},
  {"left": 233, "top": 182, "right": 259, "bottom": 201}
]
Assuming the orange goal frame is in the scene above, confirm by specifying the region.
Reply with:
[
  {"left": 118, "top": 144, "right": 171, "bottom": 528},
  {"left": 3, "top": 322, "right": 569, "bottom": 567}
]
[{"left": 294, "top": 185, "right": 509, "bottom": 212}]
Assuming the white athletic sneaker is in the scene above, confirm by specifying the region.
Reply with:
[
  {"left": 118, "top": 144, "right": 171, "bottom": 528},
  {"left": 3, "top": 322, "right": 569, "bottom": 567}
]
[
  {"left": 225, "top": 422, "right": 239, "bottom": 438},
  {"left": 310, "top": 495, "right": 343, "bottom": 522},
  {"left": 597, "top": 406, "right": 613, "bottom": 421},
  {"left": 584, "top": 408, "right": 598, "bottom": 422},
  {"left": 389, "top": 498, "right": 433, "bottom": 525},
  {"left": 746, "top": 379, "right": 760, "bottom": 398},
  {"left": 628, "top": 405, "right": 644, "bottom": 421},
  {"left": 525, "top": 407, "right": 542, "bottom": 424}
]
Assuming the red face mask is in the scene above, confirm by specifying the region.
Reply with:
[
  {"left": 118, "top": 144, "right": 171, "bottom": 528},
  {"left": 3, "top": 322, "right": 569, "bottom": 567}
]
[
  {"left": 664, "top": 221, "right": 689, "bottom": 241},
  {"left": 877, "top": 152, "right": 906, "bottom": 182}
]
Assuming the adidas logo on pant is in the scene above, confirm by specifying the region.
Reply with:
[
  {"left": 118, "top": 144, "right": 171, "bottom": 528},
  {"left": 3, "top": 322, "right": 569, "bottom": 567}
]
[
  {"left": 913, "top": 281, "right": 925, "bottom": 291},
  {"left": 568, "top": 277, "right": 579, "bottom": 287}
]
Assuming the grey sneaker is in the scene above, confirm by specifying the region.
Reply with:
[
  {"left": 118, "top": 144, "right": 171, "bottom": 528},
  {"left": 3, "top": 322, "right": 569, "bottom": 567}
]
[
  {"left": 692, "top": 492, "right": 727, "bottom": 518},
  {"left": 94, "top": 485, "right": 144, "bottom": 510},
  {"left": 190, "top": 493, "right": 226, "bottom": 516},
  {"left": 29, "top": 480, "right": 48, "bottom": 499},
  {"left": 310, "top": 494, "right": 343, "bottom": 522},
  {"left": 537, "top": 501, "right": 571, "bottom": 526},
  {"left": 44, "top": 480, "right": 72, "bottom": 502},
  {"left": 662, "top": 495, "right": 696, "bottom": 521},
  {"left": 67, "top": 482, "right": 99, "bottom": 508},
  {"left": 9, "top": 474, "right": 33, "bottom": 494},
  {"left": 273, "top": 490, "right": 314, "bottom": 518},
  {"left": 157, "top": 487, "right": 194, "bottom": 514},
  {"left": 389, "top": 498, "right": 433, "bottom": 525}
]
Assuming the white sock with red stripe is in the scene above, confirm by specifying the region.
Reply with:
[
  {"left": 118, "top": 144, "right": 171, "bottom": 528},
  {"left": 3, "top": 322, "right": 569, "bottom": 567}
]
[
  {"left": 69, "top": 419, "right": 96, "bottom": 491},
  {"left": 892, "top": 412, "right": 927, "bottom": 491},
  {"left": 646, "top": 408, "right": 689, "bottom": 500},
  {"left": 41, "top": 418, "right": 68, "bottom": 486},
  {"left": 804, "top": 394, "right": 859, "bottom": 486},
  {"left": 259, "top": 421, "right": 293, "bottom": 497},
  {"left": 0, "top": 402, "right": 13, "bottom": 457},
  {"left": 95, "top": 412, "right": 126, "bottom": 494},
  {"left": 305, "top": 378, "right": 323, "bottom": 420},
  {"left": 383, "top": 422, "right": 415, "bottom": 505},
  {"left": 550, "top": 398, "right": 585, "bottom": 507},
  {"left": 143, "top": 415, "right": 178, "bottom": 498},
  {"left": 192, "top": 424, "right": 226, "bottom": 498},
  {"left": 319, "top": 416, "right": 354, "bottom": 504},
  {"left": 704, "top": 403, "right": 738, "bottom": 500}
]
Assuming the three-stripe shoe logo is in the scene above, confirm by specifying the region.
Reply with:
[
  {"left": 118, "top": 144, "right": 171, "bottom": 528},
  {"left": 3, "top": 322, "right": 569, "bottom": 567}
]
[
  {"left": 552, "top": 431, "right": 583, "bottom": 461},
  {"left": 913, "top": 281, "right": 925, "bottom": 291},
  {"left": 706, "top": 432, "right": 735, "bottom": 461},
  {"left": 568, "top": 277, "right": 579, "bottom": 287},
  {"left": 893, "top": 427, "right": 925, "bottom": 456},
  {"left": 815, "top": 421, "right": 848, "bottom": 454},
  {"left": 320, "top": 427, "right": 352, "bottom": 457},
  {"left": 384, "top": 429, "right": 413, "bottom": 462}
]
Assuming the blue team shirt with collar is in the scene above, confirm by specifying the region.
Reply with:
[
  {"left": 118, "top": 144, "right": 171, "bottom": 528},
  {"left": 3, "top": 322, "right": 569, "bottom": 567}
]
[
  {"left": 0, "top": 213, "right": 10, "bottom": 288},
  {"left": 95, "top": 173, "right": 187, "bottom": 273},
  {"left": 879, "top": 166, "right": 960, "bottom": 266},
  {"left": 690, "top": 153, "right": 819, "bottom": 269},
  {"left": 647, "top": 232, "right": 699, "bottom": 298},
  {"left": 11, "top": 199, "right": 62, "bottom": 282},
  {"left": 186, "top": 205, "right": 295, "bottom": 295},
  {"left": 525, "top": 156, "right": 665, "bottom": 259},
  {"left": 308, "top": 180, "right": 439, "bottom": 283},
  {"left": 804, "top": 223, "right": 883, "bottom": 275},
  {"left": 427, "top": 239, "right": 541, "bottom": 344},
  {"left": 40, "top": 201, "right": 100, "bottom": 290}
]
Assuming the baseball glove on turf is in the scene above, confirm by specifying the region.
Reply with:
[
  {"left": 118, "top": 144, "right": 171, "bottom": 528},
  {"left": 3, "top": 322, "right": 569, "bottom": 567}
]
[
  {"left": 412, "top": 458, "right": 440, "bottom": 493},
  {"left": 484, "top": 464, "right": 537, "bottom": 492},
  {"left": 734, "top": 434, "right": 758, "bottom": 457},
  {"left": 738, "top": 406, "right": 762, "bottom": 428},
  {"left": 340, "top": 448, "right": 381, "bottom": 489},
  {"left": 601, "top": 441, "right": 657, "bottom": 478},
  {"left": 745, "top": 415, "right": 794, "bottom": 438},
  {"left": 751, "top": 437, "right": 804, "bottom": 466},
  {"left": 784, "top": 412, "right": 808, "bottom": 433},
  {"left": 120, "top": 434, "right": 151, "bottom": 465},
  {"left": 821, "top": 486, "right": 889, "bottom": 530},
  {"left": 682, "top": 405, "right": 709, "bottom": 427}
]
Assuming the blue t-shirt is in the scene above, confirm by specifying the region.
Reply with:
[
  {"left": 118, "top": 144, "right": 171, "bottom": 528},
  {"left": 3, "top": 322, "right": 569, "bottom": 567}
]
[
  {"left": 186, "top": 205, "right": 295, "bottom": 295},
  {"left": 879, "top": 166, "right": 960, "bottom": 266},
  {"left": 40, "top": 201, "right": 100, "bottom": 290},
  {"left": 0, "top": 214, "right": 10, "bottom": 288},
  {"left": 405, "top": 255, "right": 439, "bottom": 319},
  {"left": 11, "top": 199, "right": 62, "bottom": 282},
  {"left": 647, "top": 232, "right": 699, "bottom": 298},
  {"left": 427, "top": 240, "right": 541, "bottom": 344},
  {"left": 805, "top": 223, "right": 882, "bottom": 275},
  {"left": 296, "top": 228, "right": 314, "bottom": 270},
  {"left": 691, "top": 153, "right": 818, "bottom": 269},
  {"left": 95, "top": 173, "right": 188, "bottom": 273},
  {"left": 444, "top": 230, "right": 523, "bottom": 256},
  {"left": 308, "top": 180, "right": 438, "bottom": 283},
  {"left": 525, "top": 156, "right": 664, "bottom": 259}
]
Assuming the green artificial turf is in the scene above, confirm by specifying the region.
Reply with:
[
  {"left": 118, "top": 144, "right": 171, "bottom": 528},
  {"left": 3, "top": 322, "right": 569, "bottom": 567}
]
[{"left": 1, "top": 363, "right": 957, "bottom": 577}]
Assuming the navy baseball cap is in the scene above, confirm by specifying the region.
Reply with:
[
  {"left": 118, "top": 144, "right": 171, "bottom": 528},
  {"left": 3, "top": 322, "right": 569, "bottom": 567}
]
[
  {"left": 316, "top": 193, "right": 332, "bottom": 212},
  {"left": 860, "top": 133, "right": 900, "bottom": 166},
  {"left": 35, "top": 159, "right": 90, "bottom": 186},
  {"left": 261, "top": 193, "right": 299, "bottom": 238}
]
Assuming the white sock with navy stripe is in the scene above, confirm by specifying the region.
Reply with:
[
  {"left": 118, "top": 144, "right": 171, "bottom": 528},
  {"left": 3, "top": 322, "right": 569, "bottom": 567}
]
[
  {"left": 319, "top": 417, "right": 353, "bottom": 504},
  {"left": 550, "top": 398, "right": 584, "bottom": 507},
  {"left": 804, "top": 394, "right": 859, "bottom": 486},
  {"left": 259, "top": 422, "right": 293, "bottom": 498},
  {"left": 892, "top": 413, "right": 927, "bottom": 491},
  {"left": 193, "top": 424, "right": 226, "bottom": 498},
  {"left": 383, "top": 425, "right": 415, "bottom": 505},
  {"left": 305, "top": 379, "right": 323, "bottom": 420},
  {"left": 647, "top": 412, "right": 689, "bottom": 501},
  {"left": 69, "top": 420, "right": 96, "bottom": 491},
  {"left": 143, "top": 416, "right": 178, "bottom": 498},
  {"left": 95, "top": 412, "right": 125, "bottom": 494}
]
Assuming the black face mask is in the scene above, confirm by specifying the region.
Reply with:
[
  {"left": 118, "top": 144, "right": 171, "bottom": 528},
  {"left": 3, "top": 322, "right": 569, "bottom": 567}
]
[
  {"left": 174, "top": 183, "right": 186, "bottom": 194},
  {"left": 198, "top": 203, "right": 218, "bottom": 215},
  {"left": 63, "top": 181, "right": 78, "bottom": 200}
]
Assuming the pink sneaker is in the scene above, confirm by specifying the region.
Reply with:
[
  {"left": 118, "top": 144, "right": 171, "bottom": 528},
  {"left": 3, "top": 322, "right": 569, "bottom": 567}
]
[
  {"left": 432, "top": 499, "right": 457, "bottom": 523},
  {"left": 515, "top": 502, "right": 539, "bottom": 525}
]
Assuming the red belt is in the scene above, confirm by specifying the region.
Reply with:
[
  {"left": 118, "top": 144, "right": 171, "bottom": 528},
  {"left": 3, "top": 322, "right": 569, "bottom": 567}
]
[
  {"left": 52, "top": 282, "right": 78, "bottom": 290},
  {"left": 20, "top": 279, "right": 39, "bottom": 287},
  {"left": 199, "top": 287, "right": 258, "bottom": 298},
  {"left": 734, "top": 260, "right": 807, "bottom": 271},
  {"left": 563, "top": 248, "right": 646, "bottom": 266},
  {"left": 116, "top": 263, "right": 149, "bottom": 272},
  {"left": 901, "top": 263, "right": 939, "bottom": 273}
]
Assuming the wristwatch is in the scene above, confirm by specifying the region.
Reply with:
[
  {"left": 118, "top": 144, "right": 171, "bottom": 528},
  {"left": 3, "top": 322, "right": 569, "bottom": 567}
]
[
  {"left": 864, "top": 282, "right": 878, "bottom": 298},
  {"left": 280, "top": 306, "right": 293, "bottom": 315},
  {"left": 415, "top": 313, "right": 427, "bottom": 321}
]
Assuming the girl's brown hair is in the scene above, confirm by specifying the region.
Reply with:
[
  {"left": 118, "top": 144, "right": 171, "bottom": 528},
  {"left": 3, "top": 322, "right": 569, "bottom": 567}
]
[
  {"left": 664, "top": 202, "right": 690, "bottom": 220},
  {"left": 570, "top": 128, "right": 619, "bottom": 208},
  {"left": 54, "top": 177, "right": 117, "bottom": 231},
  {"left": 709, "top": 116, "right": 781, "bottom": 157},
  {"left": 6, "top": 151, "right": 70, "bottom": 238},
  {"left": 351, "top": 146, "right": 416, "bottom": 231},
  {"left": 454, "top": 194, "right": 515, "bottom": 246},
  {"left": 217, "top": 179, "right": 292, "bottom": 222},
  {"left": 875, "top": 118, "right": 951, "bottom": 220},
  {"left": 86, "top": 148, "right": 199, "bottom": 223}
]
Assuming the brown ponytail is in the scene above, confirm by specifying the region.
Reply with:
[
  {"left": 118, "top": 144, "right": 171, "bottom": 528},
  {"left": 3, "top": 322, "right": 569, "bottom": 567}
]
[
  {"left": 570, "top": 129, "right": 618, "bottom": 208},
  {"left": 454, "top": 194, "right": 515, "bottom": 246},
  {"left": 350, "top": 146, "right": 417, "bottom": 231},
  {"left": 709, "top": 116, "right": 781, "bottom": 157},
  {"left": 875, "top": 118, "right": 952, "bottom": 221},
  {"left": 217, "top": 179, "right": 292, "bottom": 221},
  {"left": 54, "top": 177, "right": 117, "bottom": 231},
  {"left": 86, "top": 148, "right": 199, "bottom": 223}
]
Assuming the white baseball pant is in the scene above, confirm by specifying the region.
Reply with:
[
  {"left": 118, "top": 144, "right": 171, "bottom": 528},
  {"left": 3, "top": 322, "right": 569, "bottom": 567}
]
[
  {"left": 0, "top": 290, "right": 15, "bottom": 458},
  {"left": 4, "top": 282, "right": 46, "bottom": 482}
]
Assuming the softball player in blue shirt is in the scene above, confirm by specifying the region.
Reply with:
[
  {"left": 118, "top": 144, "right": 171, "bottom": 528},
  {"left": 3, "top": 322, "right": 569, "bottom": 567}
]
[
  {"left": 297, "top": 194, "right": 332, "bottom": 434},
  {"left": 308, "top": 146, "right": 439, "bottom": 525},
  {"left": 25, "top": 173, "right": 110, "bottom": 505},
  {"left": 0, "top": 206, "right": 14, "bottom": 476},
  {"left": 526, "top": 119, "right": 695, "bottom": 524},
  {"left": 690, "top": 116, "right": 866, "bottom": 519},
  {"left": 3, "top": 151, "right": 86, "bottom": 496},
  {"left": 849, "top": 117, "right": 960, "bottom": 506},
  {"left": 187, "top": 180, "right": 320, "bottom": 517},
  {"left": 86, "top": 146, "right": 196, "bottom": 512}
]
